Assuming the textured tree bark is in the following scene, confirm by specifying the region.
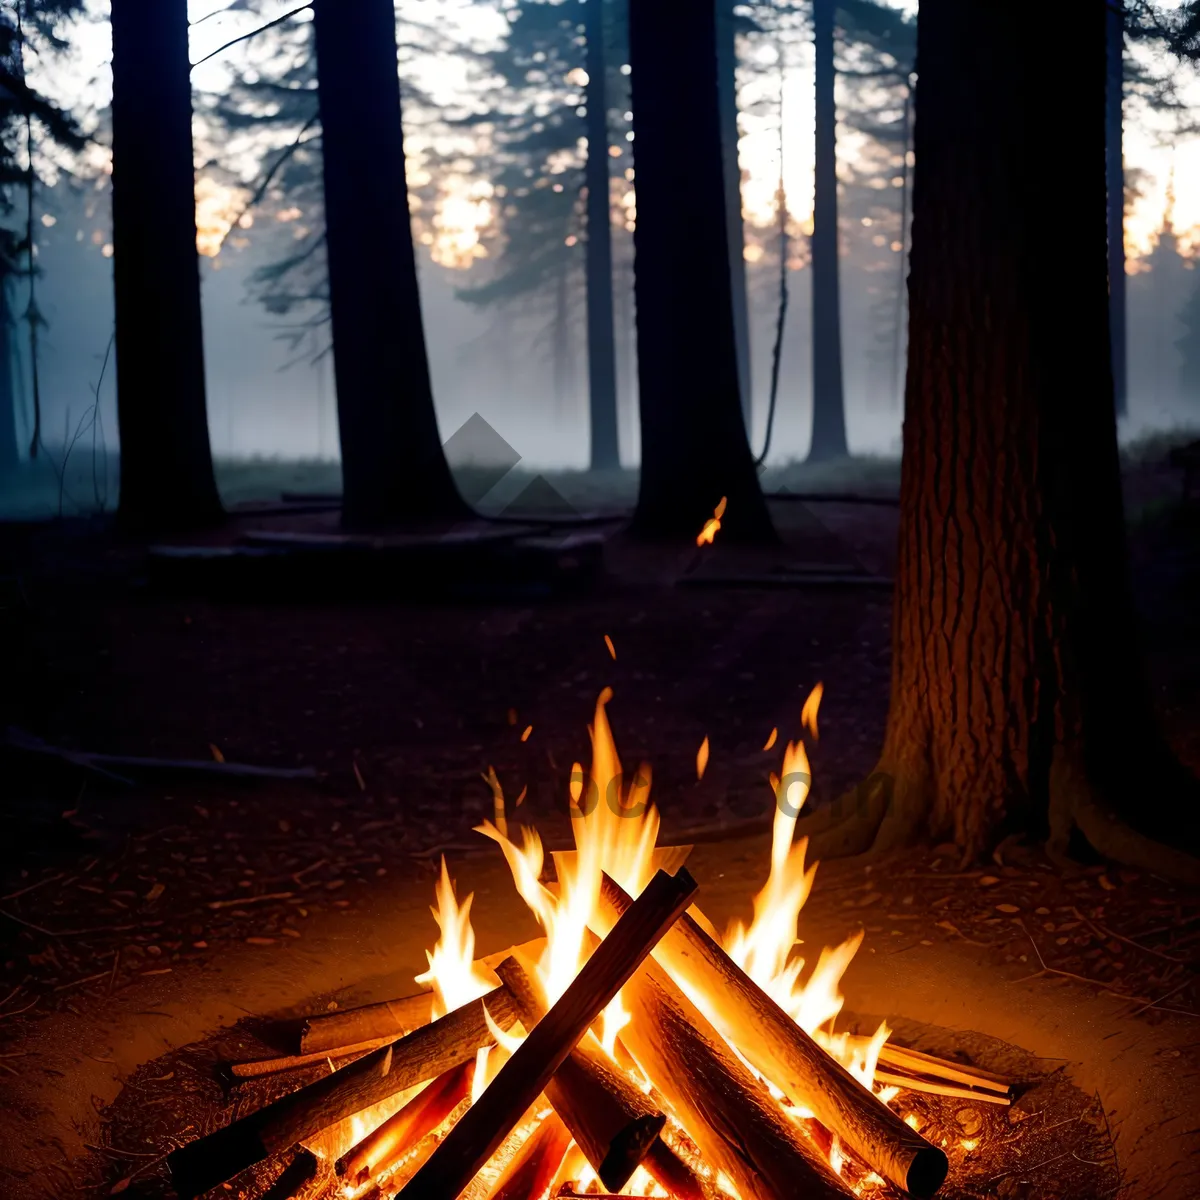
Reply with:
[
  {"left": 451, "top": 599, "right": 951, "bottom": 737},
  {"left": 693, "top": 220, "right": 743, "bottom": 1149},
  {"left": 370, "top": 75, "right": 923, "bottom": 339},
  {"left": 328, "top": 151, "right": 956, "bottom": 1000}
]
[
  {"left": 312, "top": 0, "right": 467, "bottom": 528},
  {"left": 628, "top": 0, "right": 775, "bottom": 543},
  {"left": 1107, "top": 0, "right": 1127, "bottom": 419},
  {"left": 809, "top": 0, "right": 849, "bottom": 462},
  {"left": 110, "top": 0, "right": 222, "bottom": 532},
  {"left": 584, "top": 0, "right": 620, "bottom": 470},
  {"left": 798, "top": 0, "right": 1200, "bottom": 881}
]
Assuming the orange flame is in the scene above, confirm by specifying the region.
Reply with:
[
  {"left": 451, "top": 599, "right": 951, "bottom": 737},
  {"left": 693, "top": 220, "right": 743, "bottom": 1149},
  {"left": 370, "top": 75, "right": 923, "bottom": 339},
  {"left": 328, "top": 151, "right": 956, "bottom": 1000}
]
[
  {"left": 696, "top": 496, "right": 728, "bottom": 546},
  {"left": 419, "top": 683, "right": 891, "bottom": 1188}
]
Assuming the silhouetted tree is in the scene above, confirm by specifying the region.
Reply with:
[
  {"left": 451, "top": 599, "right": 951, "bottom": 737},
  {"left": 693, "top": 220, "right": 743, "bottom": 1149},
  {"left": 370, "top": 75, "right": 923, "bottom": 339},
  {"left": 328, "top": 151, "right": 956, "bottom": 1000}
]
[
  {"left": 583, "top": 0, "right": 620, "bottom": 469},
  {"left": 809, "top": 0, "right": 848, "bottom": 460},
  {"left": 628, "top": 0, "right": 774, "bottom": 542},
  {"left": 311, "top": 0, "right": 466, "bottom": 526},
  {"left": 795, "top": 0, "right": 1199, "bottom": 883},
  {"left": 111, "top": 0, "right": 222, "bottom": 530},
  {"left": 717, "top": 0, "right": 752, "bottom": 422},
  {"left": 1108, "top": 0, "right": 1128, "bottom": 417}
]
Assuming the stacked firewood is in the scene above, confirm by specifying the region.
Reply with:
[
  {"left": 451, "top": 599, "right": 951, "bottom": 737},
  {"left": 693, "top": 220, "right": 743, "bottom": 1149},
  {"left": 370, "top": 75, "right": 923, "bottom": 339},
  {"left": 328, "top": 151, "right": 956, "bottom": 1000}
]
[{"left": 168, "top": 869, "right": 1011, "bottom": 1200}]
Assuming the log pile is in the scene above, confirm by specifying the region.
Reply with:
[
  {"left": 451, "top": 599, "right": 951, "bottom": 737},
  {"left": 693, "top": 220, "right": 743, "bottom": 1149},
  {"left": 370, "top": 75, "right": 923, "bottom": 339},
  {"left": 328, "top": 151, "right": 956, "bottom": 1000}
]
[{"left": 167, "top": 863, "right": 1016, "bottom": 1200}]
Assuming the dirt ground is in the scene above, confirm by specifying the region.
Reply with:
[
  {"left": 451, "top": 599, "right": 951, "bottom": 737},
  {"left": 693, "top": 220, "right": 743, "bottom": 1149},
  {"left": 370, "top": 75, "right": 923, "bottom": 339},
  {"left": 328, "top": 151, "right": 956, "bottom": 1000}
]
[{"left": 1, "top": 453, "right": 1198, "bottom": 1198}]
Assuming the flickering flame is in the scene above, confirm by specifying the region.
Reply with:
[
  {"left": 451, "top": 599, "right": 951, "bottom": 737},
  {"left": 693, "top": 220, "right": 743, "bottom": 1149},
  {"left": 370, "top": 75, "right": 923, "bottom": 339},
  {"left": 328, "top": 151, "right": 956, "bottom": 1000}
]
[
  {"left": 802, "top": 682, "right": 823, "bottom": 739},
  {"left": 696, "top": 496, "right": 728, "bottom": 546},
  {"left": 413, "top": 859, "right": 494, "bottom": 1020},
  {"left": 411, "top": 679, "right": 893, "bottom": 1189}
]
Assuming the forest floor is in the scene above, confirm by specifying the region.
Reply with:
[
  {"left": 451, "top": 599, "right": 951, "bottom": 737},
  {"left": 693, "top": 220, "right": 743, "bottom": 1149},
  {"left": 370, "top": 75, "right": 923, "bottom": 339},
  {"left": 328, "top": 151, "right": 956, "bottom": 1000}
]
[{"left": 0, "top": 448, "right": 1198, "bottom": 1197}]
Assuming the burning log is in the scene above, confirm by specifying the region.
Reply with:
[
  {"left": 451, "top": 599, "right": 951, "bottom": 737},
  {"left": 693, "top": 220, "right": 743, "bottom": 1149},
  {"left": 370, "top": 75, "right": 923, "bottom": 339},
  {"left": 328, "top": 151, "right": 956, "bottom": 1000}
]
[
  {"left": 168, "top": 986, "right": 519, "bottom": 1199},
  {"left": 492, "top": 956, "right": 670, "bottom": 1193},
  {"left": 337, "top": 1060, "right": 473, "bottom": 1187},
  {"left": 300, "top": 993, "right": 434, "bottom": 1056},
  {"left": 399, "top": 867, "right": 699, "bottom": 1200},
  {"left": 299, "top": 938, "right": 546, "bottom": 1055},
  {"left": 618, "top": 956, "right": 853, "bottom": 1200},
  {"left": 485, "top": 1111, "right": 573, "bottom": 1200},
  {"left": 593, "top": 873, "right": 948, "bottom": 1199}
]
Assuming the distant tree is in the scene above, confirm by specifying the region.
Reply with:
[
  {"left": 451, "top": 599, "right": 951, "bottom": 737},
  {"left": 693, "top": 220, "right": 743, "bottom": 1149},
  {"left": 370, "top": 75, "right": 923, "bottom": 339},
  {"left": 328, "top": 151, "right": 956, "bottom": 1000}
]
[
  {"left": 808, "top": 0, "right": 848, "bottom": 461},
  {"left": 111, "top": 0, "right": 222, "bottom": 530},
  {"left": 628, "top": 0, "right": 774, "bottom": 541},
  {"left": 311, "top": 0, "right": 466, "bottom": 526},
  {"left": 0, "top": 275, "right": 17, "bottom": 469},
  {"left": 1177, "top": 270, "right": 1200, "bottom": 403},
  {"left": 796, "top": 0, "right": 1199, "bottom": 882},
  {"left": 837, "top": 0, "right": 916, "bottom": 408},
  {"left": 0, "top": 1, "right": 87, "bottom": 467}
]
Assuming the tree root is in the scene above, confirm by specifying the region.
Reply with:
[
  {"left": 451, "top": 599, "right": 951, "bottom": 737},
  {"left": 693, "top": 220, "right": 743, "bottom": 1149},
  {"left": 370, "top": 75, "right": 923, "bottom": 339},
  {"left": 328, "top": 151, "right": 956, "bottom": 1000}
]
[
  {"left": 797, "top": 752, "right": 1200, "bottom": 889},
  {"left": 1049, "top": 752, "right": 1200, "bottom": 888},
  {"left": 789, "top": 772, "right": 892, "bottom": 862}
]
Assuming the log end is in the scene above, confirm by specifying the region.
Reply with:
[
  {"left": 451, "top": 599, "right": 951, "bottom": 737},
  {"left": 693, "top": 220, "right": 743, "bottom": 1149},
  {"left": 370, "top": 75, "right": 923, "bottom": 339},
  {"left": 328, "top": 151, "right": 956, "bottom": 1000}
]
[
  {"left": 906, "top": 1144, "right": 950, "bottom": 1199},
  {"left": 598, "top": 1111, "right": 667, "bottom": 1193}
]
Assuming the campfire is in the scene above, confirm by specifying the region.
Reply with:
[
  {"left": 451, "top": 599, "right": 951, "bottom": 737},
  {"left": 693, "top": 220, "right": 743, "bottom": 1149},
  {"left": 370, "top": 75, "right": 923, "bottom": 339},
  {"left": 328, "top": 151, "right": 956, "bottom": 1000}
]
[{"left": 167, "top": 688, "right": 1015, "bottom": 1200}]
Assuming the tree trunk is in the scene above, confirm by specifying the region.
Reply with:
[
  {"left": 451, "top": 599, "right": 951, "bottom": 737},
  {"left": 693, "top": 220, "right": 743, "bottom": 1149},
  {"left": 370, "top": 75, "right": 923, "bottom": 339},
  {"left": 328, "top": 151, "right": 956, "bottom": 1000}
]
[
  {"left": 584, "top": 0, "right": 620, "bottom": 470},
  {"left": 1107, "top": 0, "right": 1127, "bottom": 419},
  {"left": 628, "top": 0, "right": 775, "bottom": 543},
  {"left": 716, "top": 0, "right": 752, "bottom": 427},
  {"left": 798, "top": 0, "right": 1200, "bottom": 882},
  {"left": 110, "top": 0, "right": 222, "bottom": 532},
  {"left": 0, "top": 275, "right": 19, "bottom": 469},
  {"left": 809, "top": 0, "right": 848, "bottom": 462},
  {"left": 312, "top": 0, "right": 467, "bottom": 527}
]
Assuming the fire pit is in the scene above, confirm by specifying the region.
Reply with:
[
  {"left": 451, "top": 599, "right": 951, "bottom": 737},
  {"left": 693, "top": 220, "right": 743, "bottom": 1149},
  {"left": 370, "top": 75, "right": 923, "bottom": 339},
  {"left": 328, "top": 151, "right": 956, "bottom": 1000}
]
[{"left": 85, "top": 690, "right": 1122, "bottom": 1200}]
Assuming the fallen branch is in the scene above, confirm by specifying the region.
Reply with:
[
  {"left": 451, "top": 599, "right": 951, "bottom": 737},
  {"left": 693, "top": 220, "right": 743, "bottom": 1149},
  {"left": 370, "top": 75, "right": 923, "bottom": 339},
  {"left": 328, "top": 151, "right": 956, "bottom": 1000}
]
[
  {"left": 168, "top": 987, "right": 519, "bottom": 1198},
  {"left": 4, "top": 726, "right": 317, "bottom": 782},
  {"left": 618, "top": 956, "right": 851, "bottom": 1200},
  {"left": 229, "top": 1041, "right": 392, "bottom": 1081},
  {"left": 593, "top": 873, "right": 947, "bottom": 1198},
  {"left": 872, "top": 1069, "right": 1013, "bottom": 1106},
  {"left": 399, "top": 867, "right": 699, "bottom": 1200},
  {"left": 875, "top": 1044, "right": 1012, "bottom": 1098},
  {"left": 493, "top": 956, "right": 670, "bottom": 1194}
]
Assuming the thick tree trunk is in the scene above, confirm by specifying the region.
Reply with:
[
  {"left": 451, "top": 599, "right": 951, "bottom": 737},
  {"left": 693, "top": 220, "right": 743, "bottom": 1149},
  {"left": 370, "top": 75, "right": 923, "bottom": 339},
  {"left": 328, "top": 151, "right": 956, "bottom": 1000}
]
[
  {"left": 799, "top": 0, "right": 1199, "bottom": 882},
  {"left": 584, "top": 0, "right": 620, "bottom": 470},
  {"left": 716, "top": 0, "right": 752, "bottom": 426},
  {"left": 1107, "top": 0, "right": 1127, "bottom": 419},
  {"left": 312, "top": 0, "right": 467, "bottom": 527},
  {"left": 809, "top": 0, "right": 848, "bottom": 462},
  {"left": 628, "top": 0, "right": 775, "bottom": 543},
  {"left": 0, "top": 276, "right": 19, "bottom": 469},
  {"left": 110, "top": 0, "right": 222, "bottom": 532}
]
